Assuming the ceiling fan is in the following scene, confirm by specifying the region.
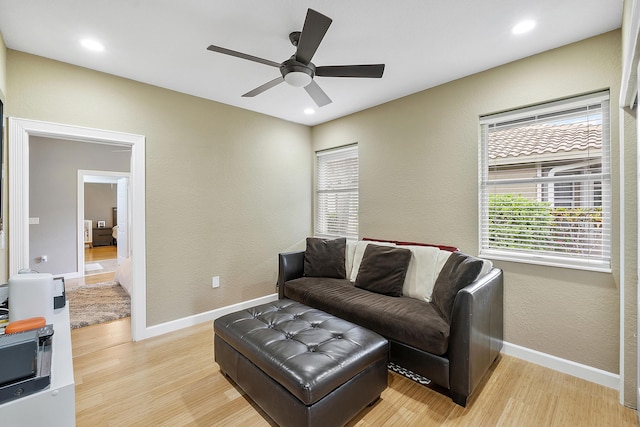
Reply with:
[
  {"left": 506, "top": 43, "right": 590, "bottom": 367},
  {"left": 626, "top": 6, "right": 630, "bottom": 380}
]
[{"left": 206, "top": 8, "right": 385, "bottom": 107}]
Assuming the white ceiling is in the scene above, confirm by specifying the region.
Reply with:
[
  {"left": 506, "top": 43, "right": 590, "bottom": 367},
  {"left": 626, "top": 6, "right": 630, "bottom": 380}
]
[{"left": 0, "top": 0, "right": 623, "bottom": 126}]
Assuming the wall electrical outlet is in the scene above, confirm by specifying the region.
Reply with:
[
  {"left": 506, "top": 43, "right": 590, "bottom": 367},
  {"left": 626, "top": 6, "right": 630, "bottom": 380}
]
[{"left": 212, "top": 276, "right": 220, "bottom": 289}]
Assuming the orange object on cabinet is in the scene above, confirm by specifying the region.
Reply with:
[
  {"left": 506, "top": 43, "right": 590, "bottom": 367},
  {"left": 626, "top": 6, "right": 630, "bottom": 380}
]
[{"left": 5, "top": 316, "right": 46, "bottom": 334}]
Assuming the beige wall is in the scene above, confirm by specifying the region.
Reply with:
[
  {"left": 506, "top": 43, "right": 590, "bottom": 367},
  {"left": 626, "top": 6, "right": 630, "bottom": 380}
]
[
  {"left": 6, "top": 50, "right": 312, "bottom": 325},
  {"left": 313, "top": 31, "right": 627, "bottom": 384}
]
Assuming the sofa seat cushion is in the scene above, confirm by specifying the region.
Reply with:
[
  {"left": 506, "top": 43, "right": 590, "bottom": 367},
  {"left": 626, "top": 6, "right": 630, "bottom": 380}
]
[{"left": 284, "top": 277, "right": 451, "bottom": 355}]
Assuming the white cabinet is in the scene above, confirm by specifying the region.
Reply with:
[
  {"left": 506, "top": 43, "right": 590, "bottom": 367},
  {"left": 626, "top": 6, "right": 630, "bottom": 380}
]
[{"left": 0, "top": 305, "right": 76, "bottom": 426}]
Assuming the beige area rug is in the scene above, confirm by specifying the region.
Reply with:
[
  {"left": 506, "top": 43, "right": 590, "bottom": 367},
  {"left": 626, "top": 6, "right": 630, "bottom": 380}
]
[
  {"left": 67, "top": 282, "right": 130, "bottom": 329},
  {"left": 84, "top": 258, "right": 118, "bottom": 276}
]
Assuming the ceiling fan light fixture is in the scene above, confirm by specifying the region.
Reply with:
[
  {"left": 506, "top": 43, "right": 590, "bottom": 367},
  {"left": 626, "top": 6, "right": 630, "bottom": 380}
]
[{"left": 284, "top": 71, "right": 313, "bottom": 87}]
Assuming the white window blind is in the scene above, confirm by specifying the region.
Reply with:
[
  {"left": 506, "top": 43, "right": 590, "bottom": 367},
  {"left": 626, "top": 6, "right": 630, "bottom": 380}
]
[
  {"left": 315, "top": 144, "right": 359, "bottom": 239},
  {"left": 479, "top": 91, "right": 611, "bottom": 271}
]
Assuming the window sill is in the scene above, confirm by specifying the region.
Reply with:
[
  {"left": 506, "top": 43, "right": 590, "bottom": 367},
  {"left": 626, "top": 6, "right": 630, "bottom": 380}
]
[{"left": 479, "top": 249, "right": 612, "bottom": 273}]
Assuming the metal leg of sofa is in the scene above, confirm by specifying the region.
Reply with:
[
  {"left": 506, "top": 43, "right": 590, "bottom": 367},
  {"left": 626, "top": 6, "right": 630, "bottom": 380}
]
[{"left": 451, "top": 391, "right": 468, "bottom": 407}]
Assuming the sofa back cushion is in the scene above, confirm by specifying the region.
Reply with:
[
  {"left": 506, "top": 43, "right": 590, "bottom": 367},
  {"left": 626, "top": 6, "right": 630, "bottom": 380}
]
[
  {"left": 355, "top": 244, "right": 412, "bottom": 297},
  {"left": 431, "top": 251, "right": 484, "bottom": 323},
  {"left": 304, "top": 237, "right": 346, "bottom": 279}
]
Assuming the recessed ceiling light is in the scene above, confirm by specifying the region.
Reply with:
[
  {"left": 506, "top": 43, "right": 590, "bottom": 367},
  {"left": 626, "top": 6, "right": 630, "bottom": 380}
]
[
  {"left": 304, "top": 108, "right": 315, "bottom": 115},
  {"left": 80, "top": 38, "right": 105, "bottom": 52},
  {"left": 512, "top": 20, "right": 536, "bottom": 35}
]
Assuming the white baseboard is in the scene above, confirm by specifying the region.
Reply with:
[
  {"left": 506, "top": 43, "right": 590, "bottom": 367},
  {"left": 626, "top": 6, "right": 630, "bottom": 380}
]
[
  {"left": 143, "top": 293, "right": 279, "bottom": 340},
  {"left": 502, "top": 341, "right": 620, "bottom": 390},
  {"left": 56, "top": 271, "right": 83, "bottom": 280},
  {"left": 141, "top": 305, "right": 619, "bottom": 391}
]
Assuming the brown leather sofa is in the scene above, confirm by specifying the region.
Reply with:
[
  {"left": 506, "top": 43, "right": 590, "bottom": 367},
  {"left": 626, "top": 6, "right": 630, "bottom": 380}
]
[{"left": 278, "top": 247, "right": 503, "bottom": 407}]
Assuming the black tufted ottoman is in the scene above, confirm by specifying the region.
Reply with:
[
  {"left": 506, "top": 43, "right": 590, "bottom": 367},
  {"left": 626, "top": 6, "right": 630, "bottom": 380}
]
[{"left": 214, "top": 299, "right": 388, "bottom": 427}]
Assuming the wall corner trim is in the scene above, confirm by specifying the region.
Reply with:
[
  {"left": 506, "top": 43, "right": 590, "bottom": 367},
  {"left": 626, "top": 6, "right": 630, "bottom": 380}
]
[{"left": 502, "top": 341, "right": 620, "bottom": 390}]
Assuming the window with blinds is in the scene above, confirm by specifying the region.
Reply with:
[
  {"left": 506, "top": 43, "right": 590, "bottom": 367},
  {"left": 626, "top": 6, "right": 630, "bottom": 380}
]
[
  {"left": 479, "top": 91, "right": 611, "bottom": 271},
  {"left": 315, "top": 144, "right": 359, "bottom": 239}
]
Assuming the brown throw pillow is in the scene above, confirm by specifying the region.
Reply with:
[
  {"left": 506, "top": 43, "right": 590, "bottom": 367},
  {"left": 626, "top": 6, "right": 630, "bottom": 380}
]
[
  {"left": 303, "top": 237, "right": 347, "bottom": 279},
  {"left": 431, "top": 251, "right": 484, "bottom": 323},
  {"left": 355, "top": 244, "right": 412, "bottom": 297}
]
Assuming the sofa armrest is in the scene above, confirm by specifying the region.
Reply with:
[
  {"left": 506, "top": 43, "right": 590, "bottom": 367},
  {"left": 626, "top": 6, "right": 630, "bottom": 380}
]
[
  {"left": 277, "top": 251, "right": 305, "bottom": 299},
  {"left": 448, "top": 267, "right": 504, "bottom": 406}
]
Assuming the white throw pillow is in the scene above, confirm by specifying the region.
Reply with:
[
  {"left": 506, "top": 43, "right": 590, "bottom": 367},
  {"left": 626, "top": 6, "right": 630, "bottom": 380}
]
[
  {"left": 398, "top": 245, "right": 440, "bottom": 302},
  {"left": 475, "top": 259, "right": 494, "bottom": 281},
  {"left": 434, "top": 250, "right": 453, "bottom": 280},
  {"left": 345, "top": 240, "right": 358, "bottom": 280},
  {"left": 349, "top": 240, "right": 396, "bottom": 282}
]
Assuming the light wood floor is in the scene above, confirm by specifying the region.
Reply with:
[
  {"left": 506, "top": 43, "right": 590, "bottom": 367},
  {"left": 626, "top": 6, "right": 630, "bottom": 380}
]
[
  {"left": 71, "top": 318, "right": 638, "bottom": 426},
  {"left": 85, "top": 245, "right": 118, "bottom": 263}
]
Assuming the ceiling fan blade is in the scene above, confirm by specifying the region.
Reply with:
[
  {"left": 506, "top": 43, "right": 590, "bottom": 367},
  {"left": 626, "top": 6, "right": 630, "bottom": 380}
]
[
  {"left": 295, "top": 9, "right": 332, "bottom": 65},
  {"left": 316, "top": 64, "right": 385, "bottom": 78},
  {"left": 207, "top": 45, "right": 281, "bottom": 68},
  {"left": 242, "top": 76, "right": 285, "bottom": 97},
  {"left": 304, "top": 80, "right": 332, "bottom": 107}
]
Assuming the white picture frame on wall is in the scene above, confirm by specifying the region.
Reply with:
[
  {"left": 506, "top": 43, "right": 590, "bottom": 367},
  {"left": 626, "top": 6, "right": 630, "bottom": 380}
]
[{"left": 97, "top": 220, "right": 106, "bottom": 228}]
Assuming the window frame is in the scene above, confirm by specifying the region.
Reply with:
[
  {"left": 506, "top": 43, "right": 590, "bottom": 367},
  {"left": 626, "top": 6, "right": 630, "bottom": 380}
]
[
  {"left": 478, "top": 91, "right": 611, "bottom": 272},
  {"left": 314, "top": 144, "right": 359, "bottom": 239}
]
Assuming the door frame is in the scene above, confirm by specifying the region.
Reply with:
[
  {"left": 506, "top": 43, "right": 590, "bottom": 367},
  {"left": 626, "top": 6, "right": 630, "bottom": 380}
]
[{"left": 8, "top": 117, "right": 147, "bottom": 341}]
